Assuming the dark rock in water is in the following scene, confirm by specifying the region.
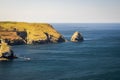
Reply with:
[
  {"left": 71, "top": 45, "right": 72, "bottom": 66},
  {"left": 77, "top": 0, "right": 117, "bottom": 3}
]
[
  {"left": 71, "top": 31, "right": 83, "bottom": 42},
  {"left": 0, "top": 39, "right": 17, "bottom": 61}
]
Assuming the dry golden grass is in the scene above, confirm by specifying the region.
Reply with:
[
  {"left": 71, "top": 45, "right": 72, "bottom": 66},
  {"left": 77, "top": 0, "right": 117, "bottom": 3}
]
[
  {"left": 0, "top": 21, "right": 65, "bottom": 44},
  {"left": 0, "top": 41, "right": 11, "bottom": 57},
  {"left": 0, "top": 32, "right": 21, "bottom": 40}
]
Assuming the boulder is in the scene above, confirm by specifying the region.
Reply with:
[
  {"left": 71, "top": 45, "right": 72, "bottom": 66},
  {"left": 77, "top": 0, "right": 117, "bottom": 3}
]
[
  {"left": 0, "top": 39, "right": 17, "bottom": 61},
  {"left": 71, "top": 31, "right": 83, "bottom": 42}
]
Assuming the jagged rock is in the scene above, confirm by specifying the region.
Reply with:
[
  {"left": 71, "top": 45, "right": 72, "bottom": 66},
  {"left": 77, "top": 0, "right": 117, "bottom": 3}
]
[
  {"left": 0, "top": 22, "right": 66, "bottom": 45},
  {"left": 0, "top": 39, "right": 17, "bottom": 61},
  {"left": 71, "top": 31, "right": 83, "bottom": 42}
]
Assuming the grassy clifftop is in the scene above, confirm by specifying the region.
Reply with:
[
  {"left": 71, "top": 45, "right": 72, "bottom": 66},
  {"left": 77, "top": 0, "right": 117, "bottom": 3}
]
[{"left": 0, "top": 22, "right": 65, "bottom": 45}]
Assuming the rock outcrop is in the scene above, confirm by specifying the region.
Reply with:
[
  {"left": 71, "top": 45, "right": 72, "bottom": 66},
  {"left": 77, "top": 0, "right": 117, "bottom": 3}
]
[
  {"left": 0, "top": 39, "right": 17, "bottom": 61},
  {"left": 0, "top": 22, "right": 66, "bottom": 45},
  {"left": 71, "top": 31, "right": 83, "bottom": 42},
  {"left": 0, "top": 31, "right": 26, "bottom": 45}
]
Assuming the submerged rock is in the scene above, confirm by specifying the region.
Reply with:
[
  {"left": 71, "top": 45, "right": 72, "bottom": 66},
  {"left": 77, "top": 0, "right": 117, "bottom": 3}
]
[
  {"left": 71, "top": 31, "right": 83, "bottom": 42},
  {"left": 0, "top": 39, "right": 17, "bottom": 61}
]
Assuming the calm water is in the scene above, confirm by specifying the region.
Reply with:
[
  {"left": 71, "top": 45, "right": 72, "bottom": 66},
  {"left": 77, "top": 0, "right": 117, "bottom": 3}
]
[{"left": 0, "top": 23, "right": 120, "bottom": 80}]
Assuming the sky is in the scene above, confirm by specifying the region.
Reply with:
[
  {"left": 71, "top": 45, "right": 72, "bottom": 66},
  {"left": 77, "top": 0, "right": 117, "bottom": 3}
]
[{"left": 0, "top": 0, "right": 120, "bottom": 23}]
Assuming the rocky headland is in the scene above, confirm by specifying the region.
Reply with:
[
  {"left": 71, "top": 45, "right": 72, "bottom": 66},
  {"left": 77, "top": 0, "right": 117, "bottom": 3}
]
[
  {"left": 0, "top": 22, "right": 84, "bottom": 61},
  {"left": 0, "top": 22, "right": 66, "bottom": 45}
]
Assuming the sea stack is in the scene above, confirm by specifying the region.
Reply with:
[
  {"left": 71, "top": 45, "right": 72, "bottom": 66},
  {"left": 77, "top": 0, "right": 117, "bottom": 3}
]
[
  {"left": 71, "top": 31, "right": 83, "bottom": 42},
  {"left": 0, "top": 39, "right": 17, "bottom": 61}
]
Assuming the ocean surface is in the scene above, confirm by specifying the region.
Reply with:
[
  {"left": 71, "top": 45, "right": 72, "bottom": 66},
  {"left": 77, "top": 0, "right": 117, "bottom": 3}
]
[{"left": 0, "top": 23, "right": 120, "bottom": 80}]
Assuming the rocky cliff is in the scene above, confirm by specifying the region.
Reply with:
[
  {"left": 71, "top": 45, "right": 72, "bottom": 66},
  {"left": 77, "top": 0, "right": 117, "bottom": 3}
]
[
  {"left": 0, "top": 39, "right": 17, "bottom": 61},
  {"left": 0, "top": 22, "right": 66, "bottom": 45}
]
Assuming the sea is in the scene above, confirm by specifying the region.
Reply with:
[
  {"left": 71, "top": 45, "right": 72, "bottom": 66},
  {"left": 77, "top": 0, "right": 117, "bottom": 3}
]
[{"left": 0, "top": 23, "right": 120, "bottom": 80}]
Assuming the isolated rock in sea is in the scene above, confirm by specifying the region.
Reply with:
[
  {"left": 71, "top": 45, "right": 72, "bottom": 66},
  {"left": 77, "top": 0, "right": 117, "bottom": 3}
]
[
  {"left": 0, "top": 39, "right": 17, "bottom": 61},
  {"left": 71, "top": 31, "right": 83, "bottom": 42},
  {"left": 0, "top": 22, "right": 66, "bottom": 45}
]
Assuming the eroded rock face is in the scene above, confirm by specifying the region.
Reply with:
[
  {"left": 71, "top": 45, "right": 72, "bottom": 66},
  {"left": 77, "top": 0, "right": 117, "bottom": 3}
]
[
  {"left": 71, "top": 31, "right": 83, "bottom": 42},
  {"left": 0, "top": 40, "right": 17, "bottom": 61},
  {"left": 0, "top": 22, "right": 66, "bottom": 45},
  {"left": 0, "top": 31, "right": 26, "bottom": 45}
]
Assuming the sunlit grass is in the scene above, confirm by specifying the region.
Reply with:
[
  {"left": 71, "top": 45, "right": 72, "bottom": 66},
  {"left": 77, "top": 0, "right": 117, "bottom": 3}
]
[{"left": 0, "top": 21, "right": 64, "bottom": 43}]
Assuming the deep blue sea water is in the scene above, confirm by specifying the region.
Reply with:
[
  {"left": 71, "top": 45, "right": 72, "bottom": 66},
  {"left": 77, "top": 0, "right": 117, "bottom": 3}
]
[{"left": 0, "top": 23, "right": 120, "bottom": 80}]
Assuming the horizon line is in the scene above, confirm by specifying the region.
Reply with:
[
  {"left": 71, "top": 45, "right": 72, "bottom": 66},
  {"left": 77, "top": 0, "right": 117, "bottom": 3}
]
[{"left": 0, "top": 20, "right": 120, "bottom": 24}]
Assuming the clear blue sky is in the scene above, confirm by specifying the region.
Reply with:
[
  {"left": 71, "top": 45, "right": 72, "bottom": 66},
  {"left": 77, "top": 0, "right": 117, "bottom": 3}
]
[{"left": 0, "top": 0, "right": 120, "bottom": 23}]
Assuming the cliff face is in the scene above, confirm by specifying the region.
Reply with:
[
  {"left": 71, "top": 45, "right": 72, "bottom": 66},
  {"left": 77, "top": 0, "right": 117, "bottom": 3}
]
[
  {"left": 0, "top": 31, "right": 26, "bottom": 45},
  {"left": 0, "top": 22, "right": 65, "bottom": 45}
]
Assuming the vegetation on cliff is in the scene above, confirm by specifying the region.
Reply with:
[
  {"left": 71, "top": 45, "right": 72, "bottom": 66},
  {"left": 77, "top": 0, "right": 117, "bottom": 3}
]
[
  {"left": 0, "top": 39, "right": 17, "bottom": 61},
  {"left": 0, "top": 22, "right": 66, "bottom": 45}
]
